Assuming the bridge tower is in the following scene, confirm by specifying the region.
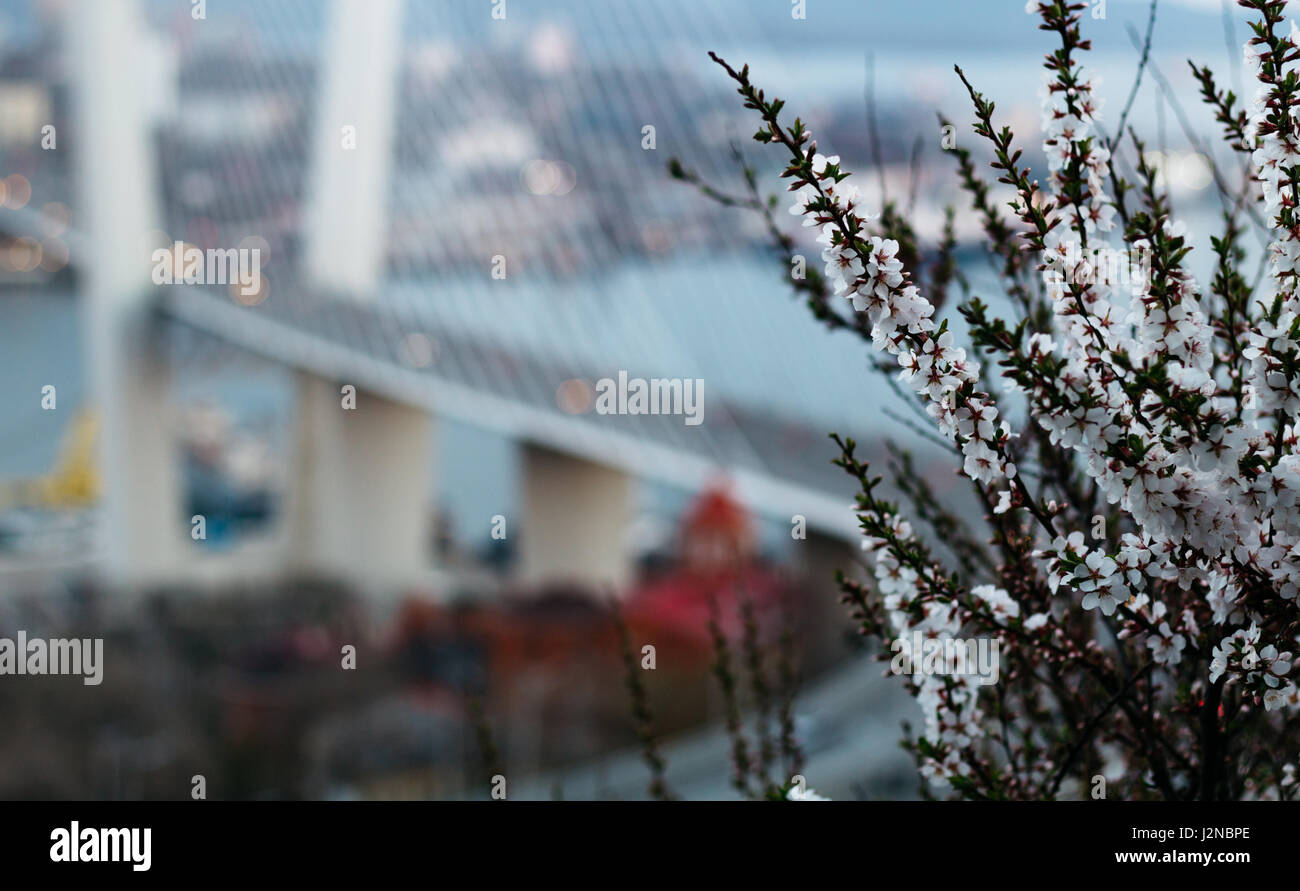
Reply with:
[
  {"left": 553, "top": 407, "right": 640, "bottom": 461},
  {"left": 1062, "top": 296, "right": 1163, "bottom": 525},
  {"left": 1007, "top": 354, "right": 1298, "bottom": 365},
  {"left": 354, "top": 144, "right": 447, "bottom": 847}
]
[{"left": 69, "top": 0, "right": 184, "bottom": 588}]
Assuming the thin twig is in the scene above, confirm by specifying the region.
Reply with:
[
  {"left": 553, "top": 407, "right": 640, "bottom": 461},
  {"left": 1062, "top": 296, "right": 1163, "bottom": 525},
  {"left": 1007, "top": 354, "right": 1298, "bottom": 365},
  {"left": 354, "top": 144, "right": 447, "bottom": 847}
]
[{"left": 1109, "top": 0, "right": 1158, "bottom": 153}]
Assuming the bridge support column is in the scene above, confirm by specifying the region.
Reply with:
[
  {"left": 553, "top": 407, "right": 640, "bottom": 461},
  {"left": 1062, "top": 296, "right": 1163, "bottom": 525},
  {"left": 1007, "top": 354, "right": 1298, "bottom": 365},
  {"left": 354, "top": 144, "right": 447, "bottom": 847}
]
[
  {"left": 519, "top": 444, "right": 634, "bottom": 592},
  {"left": 287, "top": 373, "right": 434, "bottom": 592}
]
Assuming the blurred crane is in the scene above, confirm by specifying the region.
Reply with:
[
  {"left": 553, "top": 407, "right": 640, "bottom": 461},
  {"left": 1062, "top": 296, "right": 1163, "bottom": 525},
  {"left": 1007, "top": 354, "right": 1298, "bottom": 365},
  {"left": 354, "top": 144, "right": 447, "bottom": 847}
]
[{"left": 0, "top": 410, "right": 98, "bottom": 510}]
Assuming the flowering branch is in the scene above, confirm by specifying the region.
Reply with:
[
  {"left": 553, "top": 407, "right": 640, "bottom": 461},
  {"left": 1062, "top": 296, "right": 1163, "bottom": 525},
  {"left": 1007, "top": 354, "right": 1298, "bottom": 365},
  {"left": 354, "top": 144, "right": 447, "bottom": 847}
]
[{"left": 684, "top": 0, "right": 1300, "bottom": 799}]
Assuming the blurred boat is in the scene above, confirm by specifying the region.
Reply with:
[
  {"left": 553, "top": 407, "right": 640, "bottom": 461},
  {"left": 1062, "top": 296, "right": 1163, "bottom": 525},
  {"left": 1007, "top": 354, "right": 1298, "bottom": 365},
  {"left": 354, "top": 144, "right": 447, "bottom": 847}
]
[{"left": 180, "top": 404, "right": 276, "bottom": 542}]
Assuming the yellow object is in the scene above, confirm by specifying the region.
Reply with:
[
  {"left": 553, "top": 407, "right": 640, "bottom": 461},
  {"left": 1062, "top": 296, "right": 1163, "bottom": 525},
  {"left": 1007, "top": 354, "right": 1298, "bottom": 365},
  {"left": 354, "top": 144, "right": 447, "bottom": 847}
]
[{"left": 0, "top": 410, "right": 99, "bottom": 509}]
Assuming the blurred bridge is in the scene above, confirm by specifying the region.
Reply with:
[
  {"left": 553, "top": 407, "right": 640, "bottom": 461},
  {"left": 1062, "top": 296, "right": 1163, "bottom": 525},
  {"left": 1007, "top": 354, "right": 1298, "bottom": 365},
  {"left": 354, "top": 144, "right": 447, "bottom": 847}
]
[{"left": 29, "top": 0, "right": 942, "bottom": 594}]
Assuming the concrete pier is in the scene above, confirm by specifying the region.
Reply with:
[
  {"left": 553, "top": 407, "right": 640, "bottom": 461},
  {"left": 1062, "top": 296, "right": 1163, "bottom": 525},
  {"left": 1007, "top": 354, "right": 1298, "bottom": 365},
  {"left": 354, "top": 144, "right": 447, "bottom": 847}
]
[{"left": 520, "top": 444, "right": 634, "bottom": 591}]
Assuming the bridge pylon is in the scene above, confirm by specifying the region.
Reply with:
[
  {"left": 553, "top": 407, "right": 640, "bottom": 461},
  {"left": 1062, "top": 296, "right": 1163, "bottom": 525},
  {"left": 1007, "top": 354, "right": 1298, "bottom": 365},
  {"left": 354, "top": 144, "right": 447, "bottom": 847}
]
[{"left": 69, "top": 0, "right": 185, "bottom": 588}]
